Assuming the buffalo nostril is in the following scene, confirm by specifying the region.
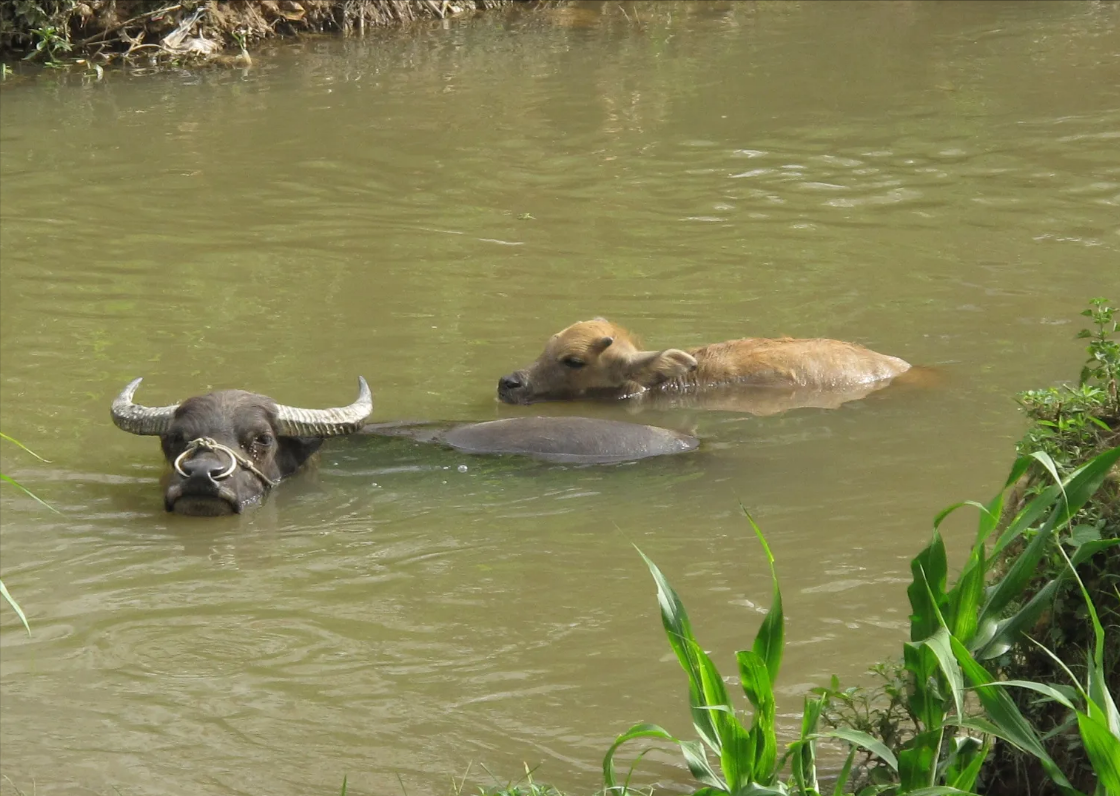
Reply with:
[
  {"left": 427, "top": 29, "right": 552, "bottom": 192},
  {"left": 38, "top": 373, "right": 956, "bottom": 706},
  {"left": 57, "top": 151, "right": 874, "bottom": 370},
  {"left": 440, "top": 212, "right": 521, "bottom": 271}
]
[
  {"left": 499, "top": 374, "right": 523, "bottom": 391},
  {"left": 181, "top": 457, "right": 225, "bottom": 481}
]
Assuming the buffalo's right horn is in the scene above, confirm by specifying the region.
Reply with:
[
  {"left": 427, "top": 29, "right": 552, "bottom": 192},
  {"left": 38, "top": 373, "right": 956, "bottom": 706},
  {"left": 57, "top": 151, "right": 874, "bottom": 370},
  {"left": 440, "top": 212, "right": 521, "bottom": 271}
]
[
  {"left": 110, "top": 377, "right": 180, "bottom": 436},
  {"left": 274, "top": 376, "right": 373, "bottom": 437}
]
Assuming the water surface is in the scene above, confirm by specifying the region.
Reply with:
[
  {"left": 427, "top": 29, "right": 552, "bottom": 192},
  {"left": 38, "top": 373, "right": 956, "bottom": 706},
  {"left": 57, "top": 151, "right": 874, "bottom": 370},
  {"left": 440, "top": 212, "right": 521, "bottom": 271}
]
[{"left": 2, "top": 2, "right": 1118, "bottom": 793}]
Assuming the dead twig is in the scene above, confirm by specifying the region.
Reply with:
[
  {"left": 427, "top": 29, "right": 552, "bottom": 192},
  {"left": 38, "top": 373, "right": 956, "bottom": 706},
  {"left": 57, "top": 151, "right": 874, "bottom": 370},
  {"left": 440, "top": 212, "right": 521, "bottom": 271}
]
[{"left": 75, "top": 3, "right": 183, "bottom": 47}]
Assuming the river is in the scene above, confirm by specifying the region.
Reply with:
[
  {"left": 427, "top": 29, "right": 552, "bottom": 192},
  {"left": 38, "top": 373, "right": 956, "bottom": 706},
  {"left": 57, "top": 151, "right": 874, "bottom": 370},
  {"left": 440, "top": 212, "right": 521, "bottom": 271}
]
[{"left": 1, "top": 1, "right": 1118, "bottom": 793}]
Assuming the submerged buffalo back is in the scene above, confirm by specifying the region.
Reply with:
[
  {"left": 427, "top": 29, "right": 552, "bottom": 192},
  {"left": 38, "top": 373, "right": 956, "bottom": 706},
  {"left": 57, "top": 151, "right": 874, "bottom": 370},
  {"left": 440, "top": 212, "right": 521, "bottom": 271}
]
[{"left": 442, "top": 416, "right": 698, "bottom": 463}]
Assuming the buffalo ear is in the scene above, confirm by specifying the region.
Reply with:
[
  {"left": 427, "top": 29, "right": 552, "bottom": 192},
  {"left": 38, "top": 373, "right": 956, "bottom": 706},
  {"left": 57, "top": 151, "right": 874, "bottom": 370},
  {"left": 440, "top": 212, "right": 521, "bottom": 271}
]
[
  {"left": 590, "top": 335, "right": 614, "bottom": 353},
  {"left": 621, "top": 348, "right": 697, "bottom": 387},
  {"left": 277, "top": 436, "right": 324, "bottom": 474}
]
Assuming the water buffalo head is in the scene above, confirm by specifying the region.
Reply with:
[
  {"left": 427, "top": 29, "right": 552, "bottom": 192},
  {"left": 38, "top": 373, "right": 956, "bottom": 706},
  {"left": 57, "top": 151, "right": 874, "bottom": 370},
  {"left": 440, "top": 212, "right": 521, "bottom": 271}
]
[
  {"left": 111, "top": 377, "right": 372, "bottom": 516},
  {"left": 497, "top": 319, "right": 697, "bottom": 405}
]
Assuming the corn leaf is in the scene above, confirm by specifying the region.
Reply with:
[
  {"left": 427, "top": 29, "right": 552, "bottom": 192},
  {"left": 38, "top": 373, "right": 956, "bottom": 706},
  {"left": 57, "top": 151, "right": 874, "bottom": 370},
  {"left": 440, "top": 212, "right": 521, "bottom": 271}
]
[
  {"left": 1029, "top": 451, "right": 1065, "bottom": 498},
  {"left": 931, "top": 500, "right": 990, "bottom": 535},
  {"left": 979, "top": 679, "right": 1078, "bottom": 710},
  {"left": 0, "top": 432, "right": 51, "bottom": 462},
  {"left": 912, "top": 563, "right": 965, "bottom": 726},
  {"left": 742, "top": 509, "right": 784, "bottom": 684},
  {"left": 1070, "top": 537, "right": 1120, "bottom": 566},
  {"left": 637, "top": 547, "right": 723, "bottom": 755},
  {"left": 975, "top": 535, "right": 1119, "bottom": 660},
  {"left": 979, "top": 501, "right": 1061, "bottom": 631},
  {"left": 899, "top": 728, "right": 943, "bottom": 790},
  {"left": 908, "top": 532, "right": 948, "bottom": 642},
  {"left": 727, "top": 784, "right": 787, "bottom": 796},
  {"left": 830, "top": 747, "right": 857, "bottom": 796},
  {"left": 942, "top": 734, "right": 989, "bottom": 792},
  {"left": 736, "top": 649, "right": 776, "bottom": 784},
  {"left": 1074, "top": 709, "right": 1120, "bottom": 793},
  {"left": 688, "top": 638, "right": 752, "bottom": 791},
  {"left": 1047, "top": 445, "right": 1120, "bottom": 527},
  {"left": 991, "top": 481, "right": 1061, "bottom": 556},
  {"left": 790, "top": 695, "right": 824, "bottom": 794},
  {"left": 949, "top": 636, "right": 1075, "bottom": 791},
  {"left": 0, "top": 474, "right": 61, "bottom": 514},
  {"left": 946, "top": 541, "right": 986, "bottom": 647},
  {"left": 1055, "top": 541, "right": 1120, "bottom": 738},
  {"left": 680, "top": 739, "right": 725, "bottom": 790},
  {"left": 973, "top": 579, "right": 1058, "bottom": 660},
  {"left": 603, "top": 722, "right": 681, "bottom": 789},
  {"left": 904, "top": 642, "right": 945, "bottom": 732},
  {"left": 0, "top": 578, "right": 31, "bottom": 636}
]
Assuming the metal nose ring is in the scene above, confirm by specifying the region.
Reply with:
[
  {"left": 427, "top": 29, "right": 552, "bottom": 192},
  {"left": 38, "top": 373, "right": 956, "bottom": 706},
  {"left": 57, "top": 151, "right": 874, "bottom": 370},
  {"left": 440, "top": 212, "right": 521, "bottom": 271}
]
[{"left": 174, "top": 439, "right": 238, "bottom": 481}]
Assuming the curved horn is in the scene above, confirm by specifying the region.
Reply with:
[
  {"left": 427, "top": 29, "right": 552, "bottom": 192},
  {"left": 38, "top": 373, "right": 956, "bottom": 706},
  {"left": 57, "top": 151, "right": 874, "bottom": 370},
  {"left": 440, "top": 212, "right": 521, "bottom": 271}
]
[
  {"left": 110, "top": 377, "right": 180, "bottom": 436},
  {"left": 274, "top": 376, "right": 373, "bottom": 437}
]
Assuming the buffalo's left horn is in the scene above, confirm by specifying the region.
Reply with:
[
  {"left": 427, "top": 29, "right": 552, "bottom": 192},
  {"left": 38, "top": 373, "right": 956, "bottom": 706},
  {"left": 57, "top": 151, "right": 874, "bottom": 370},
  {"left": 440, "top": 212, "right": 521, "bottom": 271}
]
[
  {"left": 274, "top": 376, "right": 373, "bottom": 437},
  {"left": 110, "top": 377, "right": 180, "bottom": 436}
]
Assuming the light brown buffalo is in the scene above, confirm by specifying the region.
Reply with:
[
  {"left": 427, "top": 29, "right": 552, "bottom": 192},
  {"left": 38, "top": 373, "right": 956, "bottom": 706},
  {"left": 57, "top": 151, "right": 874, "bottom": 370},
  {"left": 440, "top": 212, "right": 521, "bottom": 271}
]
[{"left": 497, "top": 318, "right": 919, "bottom": 415}]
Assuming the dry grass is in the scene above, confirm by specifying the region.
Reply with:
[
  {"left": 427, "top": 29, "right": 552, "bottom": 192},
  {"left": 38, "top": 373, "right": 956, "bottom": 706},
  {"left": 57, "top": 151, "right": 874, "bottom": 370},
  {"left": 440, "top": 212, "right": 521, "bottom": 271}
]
[{"left": 1, "top": 0, "right": 537, "bottom": 65}]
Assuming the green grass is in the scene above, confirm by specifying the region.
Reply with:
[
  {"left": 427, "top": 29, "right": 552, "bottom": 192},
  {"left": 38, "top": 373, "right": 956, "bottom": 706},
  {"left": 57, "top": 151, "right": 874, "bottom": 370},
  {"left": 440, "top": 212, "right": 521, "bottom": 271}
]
[{"left": 0, "top": 430, "right": 56, "bottom": 636}]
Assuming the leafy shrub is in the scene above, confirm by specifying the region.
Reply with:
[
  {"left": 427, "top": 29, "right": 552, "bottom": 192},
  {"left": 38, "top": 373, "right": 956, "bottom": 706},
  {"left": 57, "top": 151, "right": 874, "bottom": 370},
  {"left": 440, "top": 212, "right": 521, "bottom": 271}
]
[
  {"left": 608, "top": 443, "right": 1118, "bottom": 796},
  {"left": 977, "top": 299, "right": 1119, "bottom": 795}
]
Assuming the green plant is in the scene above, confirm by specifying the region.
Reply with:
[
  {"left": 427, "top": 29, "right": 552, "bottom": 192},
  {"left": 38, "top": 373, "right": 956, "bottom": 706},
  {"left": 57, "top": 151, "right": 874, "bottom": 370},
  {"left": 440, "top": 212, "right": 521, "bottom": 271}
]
[
  {"left": 1018, "top": 298, "right": 1119, "bottom": 477},
  {"left": 469, "top": 763, "right": 568, "bottom": 796},
  {"left": 601, "top": 517, "right": 901, "bottom": 796},
  {"left": 993, "top": 299, "right": 1119, "bottom": 793},
  {"left": 23, "top": 22, "right": 71, "bottom": 63},
  {"left": 820, "top": 298, "right": 1118, "bottom": 796},
  {"left": 0, "top": 579, "right": 30, "bottom": 637},
  {"left": 605, "top": 442, "right": 1117, "bottom": 796},
  {"left": 815, "top": 662, "right": 918, "bottom": 789},
  {"left": 603, "top": 516, "right": 796, "bottom": 794},
  {"left": 825, "top": 446, "right": 1120, "bottom": 796},
  {"left": 980, "top": 541, "right": 1120, "bottom": 796},
  {"left": 1077, "top": 299, "right": 1119, "bottom": 412},
  {"left": 1, "top": 431, "right": 57, "bottom": 636}
]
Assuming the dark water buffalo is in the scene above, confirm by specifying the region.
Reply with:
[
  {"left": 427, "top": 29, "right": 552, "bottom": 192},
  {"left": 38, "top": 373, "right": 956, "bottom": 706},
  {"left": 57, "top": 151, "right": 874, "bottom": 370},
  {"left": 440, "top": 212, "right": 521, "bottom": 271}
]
[
  {"left": 111, "top": 377, "right": 372, "bottom": 516},
  {"left": 498, "top": 318, "right": 919, "bottom": 415},
  {"left": 362, "top": 416, "right": 699, "bottom": 464}
]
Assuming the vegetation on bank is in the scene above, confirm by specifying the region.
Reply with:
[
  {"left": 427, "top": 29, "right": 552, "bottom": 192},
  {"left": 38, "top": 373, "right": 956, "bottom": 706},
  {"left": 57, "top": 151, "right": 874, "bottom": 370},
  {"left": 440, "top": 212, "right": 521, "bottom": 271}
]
[
  {"left": 983, "top": 298, "right": 1119, "bottom": 795},
  {"left": 476, "top": 300, "right": 1118, "bottom": 796},
  {"left": 0, "top": 0, "right": 539, "bottom": 69}
]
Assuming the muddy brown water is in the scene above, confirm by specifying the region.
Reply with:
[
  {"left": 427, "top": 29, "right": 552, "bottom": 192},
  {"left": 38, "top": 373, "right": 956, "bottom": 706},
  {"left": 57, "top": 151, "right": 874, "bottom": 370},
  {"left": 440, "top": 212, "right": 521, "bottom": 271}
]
[{"left": 1, "top": 2, "right": 1118, "bottom": 793}]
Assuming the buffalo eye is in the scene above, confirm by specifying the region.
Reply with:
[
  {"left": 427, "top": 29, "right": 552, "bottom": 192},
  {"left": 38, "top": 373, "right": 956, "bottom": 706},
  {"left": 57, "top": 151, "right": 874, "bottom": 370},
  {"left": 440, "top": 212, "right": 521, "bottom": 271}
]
[
  {"left": 560, "top": 356, "right": 586, "bottom": 370},
  {"left": 254, "top": 433, "right": 275, "bottom": 448}
]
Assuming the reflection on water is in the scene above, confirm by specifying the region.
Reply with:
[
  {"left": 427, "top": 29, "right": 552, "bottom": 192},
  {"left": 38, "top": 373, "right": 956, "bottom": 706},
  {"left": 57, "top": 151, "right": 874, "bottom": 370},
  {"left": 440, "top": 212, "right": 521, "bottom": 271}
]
[{"left": 2, "top": 1, "right": 1119, "bottom": 793}]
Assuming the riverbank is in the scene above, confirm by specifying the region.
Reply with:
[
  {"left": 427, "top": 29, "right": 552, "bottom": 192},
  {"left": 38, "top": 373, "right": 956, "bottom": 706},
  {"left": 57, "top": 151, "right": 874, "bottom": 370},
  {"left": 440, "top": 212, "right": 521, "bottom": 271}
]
[{"left": 0, "top": 0, "right": 546, "bottom": 69}]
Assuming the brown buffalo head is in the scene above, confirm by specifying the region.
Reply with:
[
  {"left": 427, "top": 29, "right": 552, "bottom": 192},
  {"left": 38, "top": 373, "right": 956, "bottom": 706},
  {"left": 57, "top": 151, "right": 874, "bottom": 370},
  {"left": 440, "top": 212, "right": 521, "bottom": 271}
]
[
  {"left": 111, "top": 377, "right": 372, "bottom": 516},
  {"left": 497, "top": 319, "right": 697, "bottom": 405}
]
